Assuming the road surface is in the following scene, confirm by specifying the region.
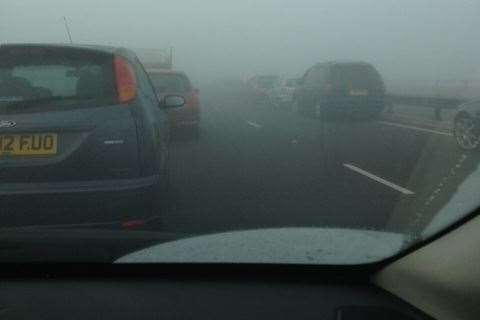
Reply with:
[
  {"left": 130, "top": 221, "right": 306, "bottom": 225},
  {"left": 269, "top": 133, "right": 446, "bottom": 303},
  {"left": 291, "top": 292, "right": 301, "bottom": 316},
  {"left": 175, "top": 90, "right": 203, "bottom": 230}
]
[{"left": 159, "top": 85, "right": 476, "bottom": 236}]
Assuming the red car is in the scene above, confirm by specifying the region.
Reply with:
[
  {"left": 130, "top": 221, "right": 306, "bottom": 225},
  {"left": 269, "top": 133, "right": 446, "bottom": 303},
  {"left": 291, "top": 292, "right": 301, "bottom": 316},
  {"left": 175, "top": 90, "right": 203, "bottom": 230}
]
[{"left": 147, "top": 69, "right": 200, "bottom": 134}]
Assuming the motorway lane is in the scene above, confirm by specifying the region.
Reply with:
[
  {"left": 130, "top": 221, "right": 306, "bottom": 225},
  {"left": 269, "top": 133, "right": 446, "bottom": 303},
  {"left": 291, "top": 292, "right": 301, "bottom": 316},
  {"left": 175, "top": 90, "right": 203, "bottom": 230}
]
[{"left": 159, "top": 87, "right": 477, "bottom": 236}]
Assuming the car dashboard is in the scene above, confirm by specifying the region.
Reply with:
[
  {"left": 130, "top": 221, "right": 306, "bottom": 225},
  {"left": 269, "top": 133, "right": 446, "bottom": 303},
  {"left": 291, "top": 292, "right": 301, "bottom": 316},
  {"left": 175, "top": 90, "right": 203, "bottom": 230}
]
[{"left": 0, "top": 265, "right": 431, "bottom": 320}]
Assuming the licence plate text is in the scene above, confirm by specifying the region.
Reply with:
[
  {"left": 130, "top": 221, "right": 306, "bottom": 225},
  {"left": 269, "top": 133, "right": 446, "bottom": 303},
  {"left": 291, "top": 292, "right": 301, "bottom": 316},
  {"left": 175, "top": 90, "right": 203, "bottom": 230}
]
[{"left": 0, "top": 133, "right": 58, "bottom": 157}]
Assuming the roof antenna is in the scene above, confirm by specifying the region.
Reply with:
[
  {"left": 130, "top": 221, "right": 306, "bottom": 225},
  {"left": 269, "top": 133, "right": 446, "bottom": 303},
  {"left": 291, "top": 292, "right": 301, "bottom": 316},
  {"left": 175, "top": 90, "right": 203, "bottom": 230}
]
[{"left": 63, "top": 16, "right": 73, "bottom": 44}]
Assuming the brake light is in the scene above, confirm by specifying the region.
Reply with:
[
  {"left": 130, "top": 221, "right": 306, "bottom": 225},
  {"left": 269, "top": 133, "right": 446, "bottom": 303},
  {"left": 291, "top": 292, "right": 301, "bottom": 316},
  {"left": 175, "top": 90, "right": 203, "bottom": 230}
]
[{"left": 114, "top": 56, "right": 137, "bottom": 104}]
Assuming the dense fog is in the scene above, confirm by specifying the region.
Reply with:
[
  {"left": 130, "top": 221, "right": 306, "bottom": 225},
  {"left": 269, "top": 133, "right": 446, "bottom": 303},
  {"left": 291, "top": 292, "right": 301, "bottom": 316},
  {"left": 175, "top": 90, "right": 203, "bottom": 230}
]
[{"left": 2, "top": 0, "right": 480, "bottom": 94}]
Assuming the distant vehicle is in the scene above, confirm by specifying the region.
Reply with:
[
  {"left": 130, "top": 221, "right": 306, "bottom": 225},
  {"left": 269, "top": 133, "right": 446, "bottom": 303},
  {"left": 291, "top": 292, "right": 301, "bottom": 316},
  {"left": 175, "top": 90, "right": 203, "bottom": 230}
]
[
  {"left": 453, "top": 100, "right": 480, "bottom": 150},
  {"left": 0, "top": 44, "right": 184, "bottom": 223},
  {"left": 247, "top": 75, "right": 280, "bottom": 100},
  {"left": 293, "top": 62, "right": 386, "bottom": 118},
  {"left": 147, "top": 69, "right": 200, "bottom": 135},
  {"left": 269, "top": 77, "right": 300, "bottom": 107}
]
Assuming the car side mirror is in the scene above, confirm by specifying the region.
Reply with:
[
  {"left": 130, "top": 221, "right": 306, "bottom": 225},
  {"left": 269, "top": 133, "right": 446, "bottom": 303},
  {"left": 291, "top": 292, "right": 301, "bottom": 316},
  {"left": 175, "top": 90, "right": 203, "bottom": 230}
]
[{"left": 160, "top": 95, "right": 185, "bottom": 109}]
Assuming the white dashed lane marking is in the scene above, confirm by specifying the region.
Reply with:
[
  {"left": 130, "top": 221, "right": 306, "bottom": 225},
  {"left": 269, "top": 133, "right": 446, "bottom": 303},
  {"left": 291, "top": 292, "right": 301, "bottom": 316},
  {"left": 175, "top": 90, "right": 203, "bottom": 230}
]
[
  {"left": 343, "top": 163, "right": 415, "bottom": 195},
  {"left": 377, "top": 121, "right": 453, "bottom": 137},
  {"left": 246, "top": 121, "right": 262, "bottom": 129}
]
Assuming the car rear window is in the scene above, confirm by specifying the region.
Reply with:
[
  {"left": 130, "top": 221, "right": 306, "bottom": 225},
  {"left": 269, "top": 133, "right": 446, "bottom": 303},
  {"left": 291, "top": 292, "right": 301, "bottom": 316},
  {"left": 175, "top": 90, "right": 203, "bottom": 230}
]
[
  {"left": 0, "top": 46, "right": 116, "bottom": 111},
  {"left": 331, "top": 64, "right": 383, "bottom": 87},
  {"left": 149, "top": 73, "right": 191, "bottom": 93}
]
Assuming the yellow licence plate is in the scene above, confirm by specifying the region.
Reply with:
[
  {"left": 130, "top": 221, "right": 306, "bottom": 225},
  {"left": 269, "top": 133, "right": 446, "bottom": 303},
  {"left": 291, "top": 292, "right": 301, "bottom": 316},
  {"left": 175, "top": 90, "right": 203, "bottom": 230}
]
[
  {"left": 349, "top": 89, "right": 369, "bottom": 96},
  {"left": 0, "top": 133, "right": 58, "bottom": 157}
]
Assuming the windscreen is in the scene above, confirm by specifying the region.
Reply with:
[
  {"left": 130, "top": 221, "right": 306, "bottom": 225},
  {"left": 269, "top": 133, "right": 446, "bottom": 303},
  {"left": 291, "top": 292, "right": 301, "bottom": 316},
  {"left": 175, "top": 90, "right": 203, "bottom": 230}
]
[
  {"left": 1, "top": 0, "right": 479, "bottom": 265},
  {"left": 149, "top": 73, "right": 190, "bottom": 93},
  {"left": 0, "top": 46, "right": 116, "bottom": 110},
  {"left": 331, "top": 64, "right": 383, "bottom": 88}
]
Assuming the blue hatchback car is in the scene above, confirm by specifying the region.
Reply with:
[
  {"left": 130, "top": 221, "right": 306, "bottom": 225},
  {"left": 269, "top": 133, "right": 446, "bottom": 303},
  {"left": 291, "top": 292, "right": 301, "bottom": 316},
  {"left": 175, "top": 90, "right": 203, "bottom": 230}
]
[{"left": 0, "top": 44, "right": 184, "bottom": 226}]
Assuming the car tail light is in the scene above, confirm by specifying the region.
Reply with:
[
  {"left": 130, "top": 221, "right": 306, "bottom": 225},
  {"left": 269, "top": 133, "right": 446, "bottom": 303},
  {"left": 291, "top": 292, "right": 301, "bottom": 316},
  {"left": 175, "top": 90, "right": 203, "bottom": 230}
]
[{"left": 114, "top": 56, "right": 137, "bottom": 104}]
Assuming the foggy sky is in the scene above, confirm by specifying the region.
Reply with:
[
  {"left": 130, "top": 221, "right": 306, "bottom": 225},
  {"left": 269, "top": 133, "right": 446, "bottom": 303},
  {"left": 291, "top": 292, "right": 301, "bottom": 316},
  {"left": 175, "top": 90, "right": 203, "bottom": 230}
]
[{"left": 1, "top": 0, "right": 480, "bottom": 86}]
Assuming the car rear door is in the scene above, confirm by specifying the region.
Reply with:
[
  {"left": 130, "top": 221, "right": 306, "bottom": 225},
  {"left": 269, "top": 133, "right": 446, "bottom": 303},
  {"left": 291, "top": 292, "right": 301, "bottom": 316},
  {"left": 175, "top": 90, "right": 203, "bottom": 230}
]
[{"left": 132, "top": 60, "right": 169, "bottom": 178}]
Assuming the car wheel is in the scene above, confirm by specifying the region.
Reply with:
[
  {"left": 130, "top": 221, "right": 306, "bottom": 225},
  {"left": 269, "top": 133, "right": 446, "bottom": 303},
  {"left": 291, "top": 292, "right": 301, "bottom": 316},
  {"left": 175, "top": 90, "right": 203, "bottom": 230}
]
[{"left": 454, "top": 115, "right": 479, "bottom": 150}]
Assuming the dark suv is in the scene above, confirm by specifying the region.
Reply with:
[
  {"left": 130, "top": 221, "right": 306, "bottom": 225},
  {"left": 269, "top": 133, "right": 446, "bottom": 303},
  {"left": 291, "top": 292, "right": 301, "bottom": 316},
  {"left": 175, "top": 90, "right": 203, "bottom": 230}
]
[
  {"left": 0, "top": 44, "right": 184, "bottom": 225},
  {"left": 293, "top": 61, "right": 386, "bottom": 119}
]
